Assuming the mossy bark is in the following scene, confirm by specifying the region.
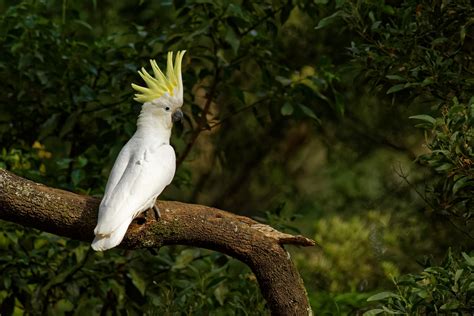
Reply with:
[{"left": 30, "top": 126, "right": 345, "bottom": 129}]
[{"left": 0, "top": 169, "right": 314, "bottom": 315}]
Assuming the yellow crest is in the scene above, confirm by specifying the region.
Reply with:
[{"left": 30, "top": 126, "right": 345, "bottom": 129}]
[{"left": 131, "top": 50, "right": 186, "bottom": 103}]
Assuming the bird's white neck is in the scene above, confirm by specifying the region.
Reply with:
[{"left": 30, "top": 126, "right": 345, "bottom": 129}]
[{"left": 135, "top": 104, "right": 172, "bottom": 141}]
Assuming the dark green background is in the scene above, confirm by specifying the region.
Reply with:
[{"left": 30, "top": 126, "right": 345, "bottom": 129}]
[{"left": 0, "top": 0, "right": 473, "bottom": 314}]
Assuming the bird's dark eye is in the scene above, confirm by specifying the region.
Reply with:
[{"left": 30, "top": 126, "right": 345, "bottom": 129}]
[{"left": 165, "top": 106, "right": 170, "bottom": 111}]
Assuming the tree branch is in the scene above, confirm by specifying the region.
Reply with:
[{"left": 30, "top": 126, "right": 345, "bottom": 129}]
[{"left": 0, "top": 169, "right": 314, "bottom": 315}]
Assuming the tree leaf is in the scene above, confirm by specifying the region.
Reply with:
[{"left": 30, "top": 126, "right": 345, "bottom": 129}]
[
  {"left": 367, "top": 291, "right": 399, "bottom": 301},
  {"left": 71, "top": 169, "right": 85, "bottom": 186},
  {"left": 173, "top": 249, "right": 198, "bottom": 270},
  {"left": 452, "top": 176, "right": 473, "bottom": 194},
  {"left": 60, "top": 112, "right": 79, "bottom": 138},
  {"left": 281, "top": 102, "right": 294, "bottom": 116},
  {"left": 409, "top": 114, "right": 436, "bottom": 125},
  {"left": 386, "top": 84, "right": 406, "bottom": 94},
  {"left": 333, "top": 90, "right": 345, "bottom": 116},
  {"left": 299, "top": 104, "right": 321, "bottom": 123},
  {"left": 462, "top": 252, "right": 474, "bottom": 266},
  {"left": 225, "top": 27, "right": 240, "bottom": 54},
  {"left": 214, "top": 283, "right": 229, "bottom": 306},
  {"left": 454, "top": 269, "right": 463, "bottom": 283},
  {"left": 440, "top": 301, "right": 459, "bottom": 310},
  {"left": 315, "top": 11, "right": 342, "bottom": 30},
  {"left": 363, "top": 309, "right": 385, "bottom": 316},
  {"left": 386, "top": 75, "right": 406, "bottom": 81},
  {"left": 39, "top": 113, "right": 60, "bottom": 140},
  {"left": 435, "top": 163, "right": 453, "bottom": 172},
  {"left": 128, "top": 269, "right": 147, "bottom": 296},
  {"left": 73, "top": 19, "right": 93, "bottom": 30}
]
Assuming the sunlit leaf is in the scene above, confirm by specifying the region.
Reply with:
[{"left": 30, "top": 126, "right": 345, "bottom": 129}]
[
  {"left": 409, "top": 114, "right": 436, "bottom": 125},
  {"left": 363, "top": 309, "right": 385, "bottom": 316},
  {"left": 129, "top": 269, "right": 147, "bottom": 296},
  {"left": 367, "top": 291, "right": 399, "bottom": 301}
]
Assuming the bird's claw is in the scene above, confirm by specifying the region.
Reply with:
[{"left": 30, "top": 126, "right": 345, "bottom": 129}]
[{"left": 153, "top": 205, "right": 161, "bottom": 220}]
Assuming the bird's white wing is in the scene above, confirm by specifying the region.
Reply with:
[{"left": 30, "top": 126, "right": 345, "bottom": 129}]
[
  {"left": 102, "top": 141, "right": 133, "bottom": 198},
  {"left": 94, "top": 143, "right": 176, "bottom": 236}
]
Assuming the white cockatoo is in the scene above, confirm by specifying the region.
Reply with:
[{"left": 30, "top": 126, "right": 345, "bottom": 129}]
[{"left": 91, "top": 51, "right": 186, "bottom": 251}]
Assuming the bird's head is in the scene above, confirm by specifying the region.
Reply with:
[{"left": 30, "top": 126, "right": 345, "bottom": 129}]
[{"left": 131, "top": 51, "right": 186, "bottom": 123}]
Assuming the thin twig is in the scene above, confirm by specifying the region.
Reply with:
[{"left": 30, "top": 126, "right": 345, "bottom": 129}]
[{"left": 446, "top": 216, "right": 474, "bottom": 240}]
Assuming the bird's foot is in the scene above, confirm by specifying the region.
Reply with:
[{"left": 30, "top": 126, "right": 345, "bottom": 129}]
[
  {"left": 133, "top": 206, "right": 160, "bottom": 225},
  {"left": 134, "top": 212, "right": 147, "bottom": 225},
  {"left": 153, "top": 205, "right": 161, "bottom": 220}
]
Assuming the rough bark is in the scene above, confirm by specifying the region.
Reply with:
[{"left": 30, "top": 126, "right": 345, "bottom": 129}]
[{"left": 0, "top": 169, "right": 314, "bottom": 315}]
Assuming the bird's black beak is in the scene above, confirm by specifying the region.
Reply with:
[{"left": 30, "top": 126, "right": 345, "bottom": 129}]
[{"left": 172, "top": 108, "right": 184, "bottom": 123}]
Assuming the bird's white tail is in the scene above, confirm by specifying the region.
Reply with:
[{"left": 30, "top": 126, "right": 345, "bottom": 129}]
[{"left": 91, "top": 219, "right": 131, "bottom": 251}]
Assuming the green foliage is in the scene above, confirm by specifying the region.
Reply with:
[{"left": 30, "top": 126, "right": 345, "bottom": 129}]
[
  {"left": 306, "top": 212, "right": 428, "bottom": 292},
  {"left": 310, "top": 291, "right": 374, "bottom": 316},
  {"left": 0, "top": 221, "right": 265, "bottom": 314},
  {"left": 0, "top": 0, "right": 143, "bottom": 192},
  {"left": 328, "top": 0, "right": 474, "bottom": 231},
  {"left": 415, "top": 97, "right": 474, "bottom": 223},
  {"left": 1, "top": 0, "right": 473, "bottom": 313},
  {"left": 0, "top": 0, "right": 338, "bottom": 199},
  {"left": 333, "top": 0, "right": 473, "bottom": 104},
  {"left": 0, "top": 146, "right": 44, "bottom": 180},
  {"left": 365, "top": 250, "right": 474, "bottom": 315},
  {"left": 295, "top": 209, "right": 445, "bottom": 314},
  {"left": 318, "top": 0, "right": 474, "bottom": 313},
  {"left": 2, "top": 0, "right": 331, "bottom": 312}
]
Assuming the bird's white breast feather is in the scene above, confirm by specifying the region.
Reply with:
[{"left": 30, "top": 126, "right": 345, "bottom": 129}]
[{"left": 94, "top": 142, "right": 176, "bottom": 236}]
